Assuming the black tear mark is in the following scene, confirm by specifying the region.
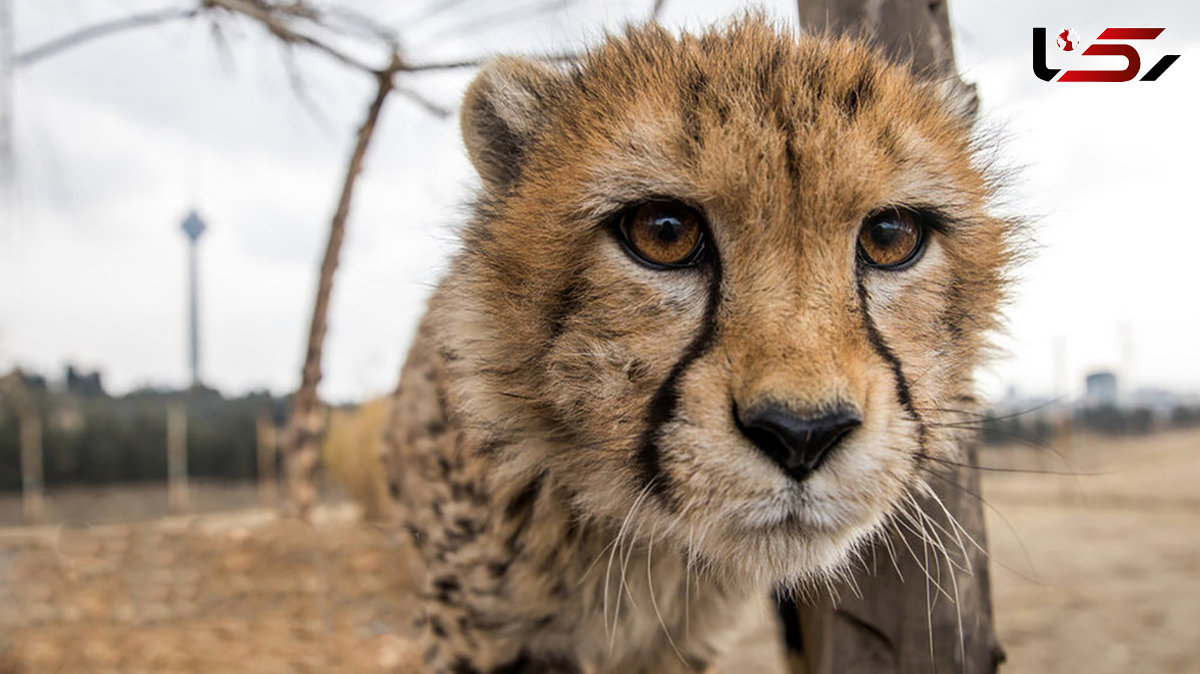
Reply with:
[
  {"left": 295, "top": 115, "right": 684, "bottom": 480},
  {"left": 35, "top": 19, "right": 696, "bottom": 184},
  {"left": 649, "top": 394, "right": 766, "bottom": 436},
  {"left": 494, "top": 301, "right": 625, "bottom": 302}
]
[
  {"left": 635, "top": 252, "right": 724, "bottom": 506},
  {"left": 854, "top": 276, "right": 928, "bottom": 450}
]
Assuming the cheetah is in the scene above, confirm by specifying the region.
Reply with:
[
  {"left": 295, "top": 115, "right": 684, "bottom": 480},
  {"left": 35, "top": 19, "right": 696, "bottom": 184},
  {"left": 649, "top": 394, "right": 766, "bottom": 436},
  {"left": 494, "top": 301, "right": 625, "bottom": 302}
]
[{"left": 382, "top": 15, "right": 1014, "bottom": 674}]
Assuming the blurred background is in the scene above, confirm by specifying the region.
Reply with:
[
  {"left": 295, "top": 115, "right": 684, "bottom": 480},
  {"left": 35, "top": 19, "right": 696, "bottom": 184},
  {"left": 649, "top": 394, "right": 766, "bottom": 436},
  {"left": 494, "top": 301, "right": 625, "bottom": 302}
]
[{"left": 0, "top": 1, "right": 1197, "bottom": 672}]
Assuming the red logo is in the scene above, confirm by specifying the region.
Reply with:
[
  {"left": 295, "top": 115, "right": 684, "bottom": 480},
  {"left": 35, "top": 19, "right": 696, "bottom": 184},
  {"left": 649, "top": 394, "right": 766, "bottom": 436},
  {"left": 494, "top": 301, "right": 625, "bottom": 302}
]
[
  {"left": 1033, "top": 27, "right": 1180, "bottom": 82},
  {"left": 1056, "top": 29, "right": 1079, "bottom": 52}
]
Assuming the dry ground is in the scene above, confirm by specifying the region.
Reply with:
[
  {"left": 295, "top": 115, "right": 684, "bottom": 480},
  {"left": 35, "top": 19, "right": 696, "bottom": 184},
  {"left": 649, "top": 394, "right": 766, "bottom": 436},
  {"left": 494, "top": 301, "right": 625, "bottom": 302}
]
[
  {"left": 981, "top": 428, "right": 1200, "bottom": 673},
  {"left": 1, "top": 428, "right": 1198, "bottom": 672}
]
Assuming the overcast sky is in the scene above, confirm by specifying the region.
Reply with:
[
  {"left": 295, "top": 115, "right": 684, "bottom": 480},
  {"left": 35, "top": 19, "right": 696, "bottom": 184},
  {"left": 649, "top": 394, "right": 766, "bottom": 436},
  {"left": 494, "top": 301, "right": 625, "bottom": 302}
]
[{"left": 1, "top": 0, "right": 1197, "bottom": 403}]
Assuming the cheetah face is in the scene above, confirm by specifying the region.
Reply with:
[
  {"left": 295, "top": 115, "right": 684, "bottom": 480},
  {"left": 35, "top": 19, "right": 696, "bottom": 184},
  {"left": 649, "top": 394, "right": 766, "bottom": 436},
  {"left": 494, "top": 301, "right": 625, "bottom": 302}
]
[{"left": 447, "top": 19, "right": 1012, "bottom": 587}]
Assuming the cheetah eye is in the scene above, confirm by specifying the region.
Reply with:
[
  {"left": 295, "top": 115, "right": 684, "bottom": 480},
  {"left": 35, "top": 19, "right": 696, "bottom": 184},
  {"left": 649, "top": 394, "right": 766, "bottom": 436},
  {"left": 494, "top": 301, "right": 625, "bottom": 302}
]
[
  {"left": 857, "top": 209, "right": 926, "bottom": 270},
  {"left": 617, "top": 201, "right": 706, "bottom": 269}
]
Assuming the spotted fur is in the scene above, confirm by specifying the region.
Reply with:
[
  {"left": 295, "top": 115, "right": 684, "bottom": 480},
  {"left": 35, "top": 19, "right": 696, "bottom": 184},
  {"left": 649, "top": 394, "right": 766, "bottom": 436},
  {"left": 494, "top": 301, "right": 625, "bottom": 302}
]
[{"left": 382, "top": 15, "right": 1015, "bottom": 674}]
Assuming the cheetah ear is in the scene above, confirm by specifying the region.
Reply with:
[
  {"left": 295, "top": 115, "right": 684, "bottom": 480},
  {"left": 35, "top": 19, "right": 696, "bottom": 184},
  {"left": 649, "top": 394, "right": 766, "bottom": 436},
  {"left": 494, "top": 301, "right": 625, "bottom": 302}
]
[{"left": 461, "top": 57, "right": 565, "bottom": 191}]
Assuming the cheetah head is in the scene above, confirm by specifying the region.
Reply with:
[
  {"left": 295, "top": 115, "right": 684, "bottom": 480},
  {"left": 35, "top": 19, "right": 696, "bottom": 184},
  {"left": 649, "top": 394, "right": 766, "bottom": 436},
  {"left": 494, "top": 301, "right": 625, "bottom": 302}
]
[{"left": 439, "top": 17, "right": 1014, "bottom": 588}]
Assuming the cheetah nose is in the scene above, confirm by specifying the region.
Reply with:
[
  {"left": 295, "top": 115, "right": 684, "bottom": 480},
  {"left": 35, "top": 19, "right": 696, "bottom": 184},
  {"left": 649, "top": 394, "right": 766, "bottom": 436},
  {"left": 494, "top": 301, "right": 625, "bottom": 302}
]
[{"left": 735, "top": 404, "right": 862, "bottom": 481}]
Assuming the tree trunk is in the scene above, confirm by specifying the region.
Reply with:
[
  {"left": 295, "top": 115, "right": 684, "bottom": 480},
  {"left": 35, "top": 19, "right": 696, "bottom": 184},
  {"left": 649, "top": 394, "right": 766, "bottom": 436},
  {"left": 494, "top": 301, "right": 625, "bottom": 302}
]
[
  {"left": 281, "top": 67, "right": 395, "bottom": 520},
  {"left": 792, "top": 1, "right": 999, "bottom": 671}
]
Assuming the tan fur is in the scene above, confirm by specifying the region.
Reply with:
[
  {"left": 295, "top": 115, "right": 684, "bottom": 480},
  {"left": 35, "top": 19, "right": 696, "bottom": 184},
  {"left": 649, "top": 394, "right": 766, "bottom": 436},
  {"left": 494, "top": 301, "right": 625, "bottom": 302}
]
[{"left": 382, "top": 15, "right": 1015, "bottom": 674}]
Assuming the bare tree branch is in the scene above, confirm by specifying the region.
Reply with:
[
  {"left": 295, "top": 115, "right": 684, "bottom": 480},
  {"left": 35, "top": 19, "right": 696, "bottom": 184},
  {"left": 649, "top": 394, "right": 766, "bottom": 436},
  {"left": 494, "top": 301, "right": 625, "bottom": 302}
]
[
  {"left": 402, "top": 0, "right": 477, "bottom": 28},
  {"left": 282, "top": 60, "right": 397, "bottom": 520},
  {"left": 422, "top": 0, "right": 581, "bottom": 41},
  {"left": 202, "top": 0, "right": 381, "bottom": 74},
  {"left": 278, "top": 43, "right": 333, "bottom": 130},
  {"left": 395, "top": 84, "right": 451, "bottom": 118},
  {"left": 398, "top": 50, "right": 581, "bottom": 72},
  {"left": 16, "top": 6, "right": 199, "bottom": 66}
]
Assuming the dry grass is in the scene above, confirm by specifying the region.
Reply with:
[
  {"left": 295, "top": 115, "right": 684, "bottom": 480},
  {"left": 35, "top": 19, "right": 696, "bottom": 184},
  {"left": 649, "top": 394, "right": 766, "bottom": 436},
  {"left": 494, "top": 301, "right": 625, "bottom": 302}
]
[
  {"left": 322, "top": 399, "right": 393, "bottom": 522},
  {"left": 0, "top": 508, "right": 421, "bottom": 673}
]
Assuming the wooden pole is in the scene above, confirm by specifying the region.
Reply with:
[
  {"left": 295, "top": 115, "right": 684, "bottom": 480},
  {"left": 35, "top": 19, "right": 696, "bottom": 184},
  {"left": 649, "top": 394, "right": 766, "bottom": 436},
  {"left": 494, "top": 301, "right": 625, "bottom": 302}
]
[
  {"left": 3, "top": 371, "right": 44, "bottom": 525},
  {"left": 167, "top": 401, "right": 189, "bottom": 515},
  {"left": 257, "top": 406, "right": 278, "bottom": 507},
  {"left": 798, "top": 0, "right": 962, "bottom": 81},
  {"left": 792, "top": 1, "right": 999, "bottom": 672}
]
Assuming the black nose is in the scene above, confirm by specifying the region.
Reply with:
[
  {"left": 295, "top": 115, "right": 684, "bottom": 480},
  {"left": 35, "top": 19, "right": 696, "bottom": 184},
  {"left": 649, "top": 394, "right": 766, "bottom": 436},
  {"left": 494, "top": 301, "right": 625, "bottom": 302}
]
[{"left": 736, "top": 405, "right": 862, "bottom": 481}]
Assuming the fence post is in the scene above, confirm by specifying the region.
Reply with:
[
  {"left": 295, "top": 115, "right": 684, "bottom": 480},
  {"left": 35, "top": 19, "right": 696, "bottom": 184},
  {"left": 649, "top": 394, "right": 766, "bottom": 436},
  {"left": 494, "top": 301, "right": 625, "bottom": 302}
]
[
  {"left": 19, "top": 392, "right": 44, "bottom": 526},
  {"left": 167, "top": 402, "right": 189, "bottom": 515},
  {"left": 3, "top": 371, "right": 45, "bottom": 526},
  {"left": 257, "top": 406, "right": 278, "bottom": 507}
]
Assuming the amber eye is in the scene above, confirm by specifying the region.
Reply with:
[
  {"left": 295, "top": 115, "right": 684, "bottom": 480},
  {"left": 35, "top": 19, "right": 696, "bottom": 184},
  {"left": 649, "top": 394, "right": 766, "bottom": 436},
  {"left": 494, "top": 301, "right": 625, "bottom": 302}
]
[
  {"left": 857, "top": 209, "right": 925, "bottom": 269},
  {"left": 618, "top": 201, "right": 706, "bottom": 268}
]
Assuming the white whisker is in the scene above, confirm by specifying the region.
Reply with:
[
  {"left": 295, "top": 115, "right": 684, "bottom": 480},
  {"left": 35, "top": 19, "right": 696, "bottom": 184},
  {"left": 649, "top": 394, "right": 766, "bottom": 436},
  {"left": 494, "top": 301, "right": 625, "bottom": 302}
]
[{"left": 647, "top": 524, "right": 687, "bottom": 665}]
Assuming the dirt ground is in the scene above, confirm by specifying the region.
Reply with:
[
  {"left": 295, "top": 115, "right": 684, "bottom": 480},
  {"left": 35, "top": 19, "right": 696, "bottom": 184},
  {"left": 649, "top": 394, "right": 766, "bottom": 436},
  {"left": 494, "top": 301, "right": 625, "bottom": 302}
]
[
  {"left": 1, "top": 428, "right": 1198, "bottom": 673},
  {"left": 0, "top": 504, "right": 423, "bottom": 673},
  {"left": 981, "top": 428, "right": 1200, "bottom": 673}
]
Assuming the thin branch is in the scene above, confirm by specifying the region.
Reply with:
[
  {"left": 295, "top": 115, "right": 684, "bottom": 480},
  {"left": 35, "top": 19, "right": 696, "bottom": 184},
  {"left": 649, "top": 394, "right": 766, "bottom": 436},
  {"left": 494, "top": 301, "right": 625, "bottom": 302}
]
[
  {"left": 399, "top": 50, "right": 582, "bottom": 72},
  {"left": 201, "top": 0, "right": 380, "bottom": 74},
  {"left": 652, "top": 0, "right": 667, "bottom": 20},
  {"left": 395, "top": 84, "right": 451, "bottom": 118},
  {"left": 16, "top": 6, "right": 199, "bottom": 66},
  {"left": 402, "top": 0, "right": 477, "bottom": 28},
  {"left": 318, "top": 5, "right": 400, "bottom": 50},
  {"left": 278, "top": 43, "right": 333, "bottom": 130},
  {"left": 422, "top": 0, "right": 581, "bottom": 41}
]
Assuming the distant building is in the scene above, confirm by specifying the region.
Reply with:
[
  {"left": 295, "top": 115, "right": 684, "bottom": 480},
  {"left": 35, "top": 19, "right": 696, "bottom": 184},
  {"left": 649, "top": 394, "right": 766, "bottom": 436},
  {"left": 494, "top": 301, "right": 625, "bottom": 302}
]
[
  {"left": 1084, "top": 371, "right": 1117, "bottom": 408},
  {"left": 65, "top": 365, "right": 105, "bottom": 396}
]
